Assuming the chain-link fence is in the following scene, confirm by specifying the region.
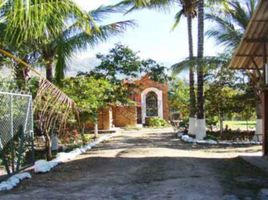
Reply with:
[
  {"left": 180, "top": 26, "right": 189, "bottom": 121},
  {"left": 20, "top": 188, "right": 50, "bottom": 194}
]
[{"left": 0, "top": 91, "right": 34, "bottom": 175}]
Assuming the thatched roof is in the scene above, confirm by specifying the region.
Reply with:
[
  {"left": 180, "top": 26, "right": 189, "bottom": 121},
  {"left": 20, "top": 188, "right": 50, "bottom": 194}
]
[{"left": 229, "top": 0, "right": 268, "bottom": 69}]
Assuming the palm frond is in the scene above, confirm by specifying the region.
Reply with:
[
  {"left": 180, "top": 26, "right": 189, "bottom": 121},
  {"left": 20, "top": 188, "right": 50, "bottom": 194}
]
[
  {"left": 171, "top": 10, "right": 184, "bottom": 31},
  {"left": 1, "top": 0, "right": 89, "bottom": 47},
  {"left": 172, "top": 56, "right": 228, "bottom": 75},
  {"left": 116, "top": 0, "right": 176, "bottom": 13},
  {"left": 0, "top": 48, "right": 77, "bottom": 134},
  {"left": 54, "top": 20, "right": 136, "bottom": 82}
]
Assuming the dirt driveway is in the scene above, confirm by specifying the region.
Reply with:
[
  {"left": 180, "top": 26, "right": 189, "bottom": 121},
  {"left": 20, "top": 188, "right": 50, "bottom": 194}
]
[{"left": 1, "top": 130, "right": 267, "bottom": 200}]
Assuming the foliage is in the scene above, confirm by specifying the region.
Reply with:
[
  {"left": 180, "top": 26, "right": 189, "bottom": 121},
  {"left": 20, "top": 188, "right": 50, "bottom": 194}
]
[
  {"left": 146, "top": 117, "right": 169, "bottom": 128},
  {"left": 206, "top": 0, "right": 258, "bottom": 50},
  {"left": 63, "top": 76, "right": 114, "bottom": 125},
  {"left": 205, "top": 62, "right": 255, "bottom": 130},
  {"left": 84, "top": 43, "right": 170, "bottom": 84},
  {"left": 169, "top": 78, "right": 190, "bottom": 120}
]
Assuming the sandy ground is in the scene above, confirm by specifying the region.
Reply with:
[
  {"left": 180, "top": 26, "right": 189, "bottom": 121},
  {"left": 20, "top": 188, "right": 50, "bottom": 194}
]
[{"left": 0, "top": 130, "right": 267, "bottom": 200}]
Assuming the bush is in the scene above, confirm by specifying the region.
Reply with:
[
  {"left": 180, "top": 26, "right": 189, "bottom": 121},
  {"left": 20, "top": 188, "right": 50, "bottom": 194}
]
[
  {"left": 146, "top": 117, "right": 170, "bottom": 128},
  {"left": 206, "top": 130, "right": 255, "bottom": 141}
]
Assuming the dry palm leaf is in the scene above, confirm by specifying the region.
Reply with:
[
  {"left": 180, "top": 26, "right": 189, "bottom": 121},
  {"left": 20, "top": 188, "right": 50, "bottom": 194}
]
[{"left": 0, "top": 48, "right": 77, "bottom": 134}]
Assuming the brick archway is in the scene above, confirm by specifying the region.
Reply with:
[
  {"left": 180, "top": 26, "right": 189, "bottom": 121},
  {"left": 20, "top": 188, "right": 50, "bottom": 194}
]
[{"left": 141, "top": 87, "right": 163, "bottom": 124}]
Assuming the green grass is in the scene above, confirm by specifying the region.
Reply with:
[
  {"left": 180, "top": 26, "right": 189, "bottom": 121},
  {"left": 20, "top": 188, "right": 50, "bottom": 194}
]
[{"left": 223, "top": 121, "right": 256, "bottom": 130}]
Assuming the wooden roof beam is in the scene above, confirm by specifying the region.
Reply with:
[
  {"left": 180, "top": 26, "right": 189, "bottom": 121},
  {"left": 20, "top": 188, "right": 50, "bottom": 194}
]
[
  {"left": 244, "top": 38, "right": 268, "bottom": 43},
  {"left": 236, "top": 54, "right": 268, "bottom": 57}
]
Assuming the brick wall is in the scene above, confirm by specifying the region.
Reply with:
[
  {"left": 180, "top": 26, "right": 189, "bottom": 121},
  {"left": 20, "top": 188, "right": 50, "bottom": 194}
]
[
  {"left": 132, "top": 75, "right": 170, "bottom": 121},
  {"left": 85, "top": 107, "right": 111, "bottom": 130},
  {"left": 112, "top": 106, "right": 137, "bottom": 127}
]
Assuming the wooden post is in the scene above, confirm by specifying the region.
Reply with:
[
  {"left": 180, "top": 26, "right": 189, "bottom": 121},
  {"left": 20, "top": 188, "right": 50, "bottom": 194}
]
[
  {"left": 263, "top": 89, "right": 268, "bottom": 155},
  {"left": 263, "top": 42, "right": 268, "bottom": 156}
]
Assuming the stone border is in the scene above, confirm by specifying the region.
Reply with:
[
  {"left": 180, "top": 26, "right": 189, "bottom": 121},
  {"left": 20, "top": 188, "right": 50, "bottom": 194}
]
[
  {"left": 0, "top": 132, "right": 118, "bottom": 191},
  {"left": 178, "top": 133, "right": 262, "bottom": 146}
]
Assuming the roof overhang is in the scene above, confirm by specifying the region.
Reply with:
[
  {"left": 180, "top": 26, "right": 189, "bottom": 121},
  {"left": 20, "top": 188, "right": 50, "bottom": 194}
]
[{"left": 229, "top": 0, "right": 268, "bottom": 70}]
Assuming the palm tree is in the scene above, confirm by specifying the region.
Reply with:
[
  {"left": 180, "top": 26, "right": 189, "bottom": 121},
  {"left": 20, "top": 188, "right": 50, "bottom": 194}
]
[
  {"left": 195, "top": 0, "right": 206, "bottom": 139},
  {"left": 38, "top": 5, "right": 134, "bottom": 83},
  {"left": 171, "top": 1, "right": 198, "bottom": 135},
  {"left": 206, "top": 0, "right": 260, "bottom": 138}
]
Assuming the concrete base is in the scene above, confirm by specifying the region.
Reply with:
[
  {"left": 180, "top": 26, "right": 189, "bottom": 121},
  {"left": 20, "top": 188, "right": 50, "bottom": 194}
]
[
  {"left": 254, "top": 119, "right": 263, "bottom": 142},
  {"left": 195, "top": 119, "right": 206, "bottom": 140},
  {"left": 188, "top": 118, "right": 196, "bottom": 135}
]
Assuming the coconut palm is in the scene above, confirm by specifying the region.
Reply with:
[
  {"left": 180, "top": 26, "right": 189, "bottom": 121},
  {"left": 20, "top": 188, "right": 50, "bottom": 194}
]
[
  {"left": 195, "top": 0, "right": 206, "bottom": 139},
  {"left": 171, "top": 0, "right": 198, "bottom": 135},
  {"left": 206, "top": 0, "right": 261, "bottom": 136},
  {"left": 38, "top": 5, "right": 134, "bottom": 83}
]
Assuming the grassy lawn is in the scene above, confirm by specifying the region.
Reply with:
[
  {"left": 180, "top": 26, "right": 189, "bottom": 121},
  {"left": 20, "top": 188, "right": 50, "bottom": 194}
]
[{"left": 223, "top": 121, "right": 256, "bottom": 130}]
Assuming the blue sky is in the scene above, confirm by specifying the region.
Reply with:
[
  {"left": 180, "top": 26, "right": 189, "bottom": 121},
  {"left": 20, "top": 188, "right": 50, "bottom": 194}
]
[{"left": 69, "top": 0, "right": 223, "bottom": 76}]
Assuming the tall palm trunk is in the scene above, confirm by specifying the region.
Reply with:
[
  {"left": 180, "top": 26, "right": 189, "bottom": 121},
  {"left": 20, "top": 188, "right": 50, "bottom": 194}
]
[
  {"left": 46, "top": 58, "right": 53, "bottom": 82},
  {"left": 196, "top": 0, "right": 206, "bottom": 139},
  {"left": 187, "top": 15, "right": 196, "bottom": 135}
]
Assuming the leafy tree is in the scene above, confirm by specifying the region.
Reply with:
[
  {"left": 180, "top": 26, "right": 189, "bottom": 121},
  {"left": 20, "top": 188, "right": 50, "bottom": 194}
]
[
  {"left": 142, "top": 59, "right": 170, "bottom": 83},
  {"left": 169, "top": 78, "right": 190, "bottom": 120},
  {"left": 205, "top": 60, "right": 255, "bottom": 133},
  {"left": 63, "top": 76, "right": 114, "bottom": 138},
  {"left": 83, "top": 43, "right": 169, "bottom": 84},
  {"left": 92, "top": 43, "right": 142, "bottom": 83}
]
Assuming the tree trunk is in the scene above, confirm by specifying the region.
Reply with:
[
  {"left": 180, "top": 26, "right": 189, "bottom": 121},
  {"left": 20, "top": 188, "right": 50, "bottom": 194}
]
[
  {"left": 187, "top": 15, "right": 196, "bottom": 135},
  {"left": 196, "top": 0, "right": 206, "bottom": 140},
  {"left": 256, "top": 98, "right": 263, "bottom": 119},
  {"left": 44, "top": 130, "right": 52, "bottom": 161},
  {"left": 46, "top": 59, "right": 53, "bottom": 82},
  {"left": 197, "top": 0, "right": 204, "bottom": 119},
  {"left": 219, "top": 113, "right": 223, "bottom": 134},
  {"left": 14, "top": 57, "right": 29, "bottom": 89},
  {"left": 81, "top": 123, "right": 86, "bottom": 145},
  {"left": 94, "top": 122, "right": 98, "bottom": 138}
]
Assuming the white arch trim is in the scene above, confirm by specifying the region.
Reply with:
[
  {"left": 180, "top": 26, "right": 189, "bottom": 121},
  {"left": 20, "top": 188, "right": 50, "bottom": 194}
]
[{"left": 141, "top": 87, "right": 163, "bottom": 124}]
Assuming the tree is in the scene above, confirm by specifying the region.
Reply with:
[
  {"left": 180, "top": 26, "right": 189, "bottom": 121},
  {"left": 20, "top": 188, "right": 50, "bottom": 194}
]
[
  {"left": 206, "top": 0, "right": 261, "bottom": 135},
  {"left": 195, "top": 0, "right": 206, "bottom": 139},
  {"left": 171, "top": 0, "right": 198, "bottom": 135},
  {"left": 86, "top": 43, "right": 169, "bottom": 84},
  {"left": 169, "top": 78, "right": 190, "bottom": 120},
  {"left": 63, "top": 76, "right": 114, "bottom": 138},
  {"left": 38, "top": 6, "right": 134, "bottom": 83}
]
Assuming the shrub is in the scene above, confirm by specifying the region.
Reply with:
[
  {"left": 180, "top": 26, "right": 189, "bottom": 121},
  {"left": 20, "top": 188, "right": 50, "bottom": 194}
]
[{"left": 146, "top": 117, "right": 170, "bottom": 128}]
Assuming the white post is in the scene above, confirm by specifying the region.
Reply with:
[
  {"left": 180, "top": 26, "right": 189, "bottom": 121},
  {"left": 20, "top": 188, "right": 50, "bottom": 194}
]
[
  {"left": 188, "top": 118, "right": 196, "bottom": 135},
  {"left": 195, "top": 119, "right": 206, "bottom": 140},
  {"left": 254, "top": 119, "right": 263, "bottom": 142}
]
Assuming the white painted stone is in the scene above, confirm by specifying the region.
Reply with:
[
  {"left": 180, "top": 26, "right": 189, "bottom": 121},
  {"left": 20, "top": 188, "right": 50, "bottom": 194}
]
[
  {"left": 181, "top": 135, "right": 195, "bottom": 143},
  {"left": 188, "top": 117, "right": 196, "bottom": 135},
  {"left": 195, "top": 119, "right": 206, "bottom": 140},
  {"left": 0, "top": 172, "right": 31, "bottom": 191},
  {"left": 254, "top": 119, "right": 263, "bottom": 142},
  {"left": 34, "top": 133, "right": 117, "bottom": 173}
]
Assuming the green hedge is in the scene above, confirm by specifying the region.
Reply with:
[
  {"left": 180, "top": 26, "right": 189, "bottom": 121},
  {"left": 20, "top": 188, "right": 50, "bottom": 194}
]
[{"left": 146, "top": 117, "right": 170, "bottom": 128}]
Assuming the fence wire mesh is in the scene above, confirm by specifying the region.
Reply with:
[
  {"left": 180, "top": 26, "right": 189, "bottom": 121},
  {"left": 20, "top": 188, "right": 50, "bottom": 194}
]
[{"left": 0, "top": 91, "right": 34, "bottom": 175}]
